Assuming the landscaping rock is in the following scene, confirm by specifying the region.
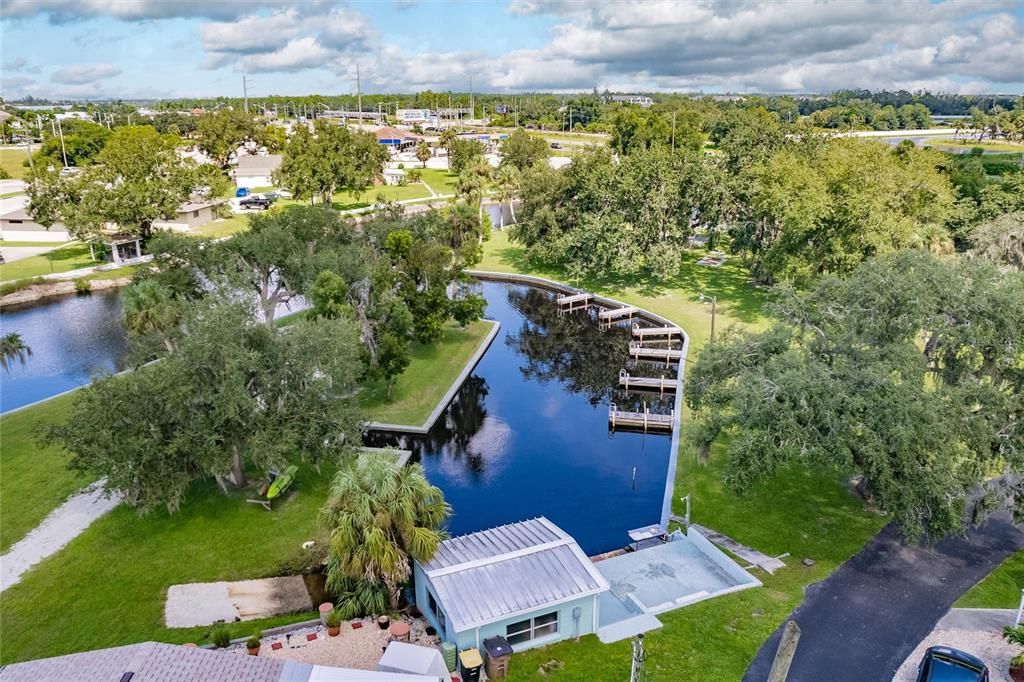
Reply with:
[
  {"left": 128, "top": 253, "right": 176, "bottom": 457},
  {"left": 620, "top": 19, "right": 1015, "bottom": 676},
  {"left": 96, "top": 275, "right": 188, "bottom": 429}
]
[{"left": 802, "top": 558, "right": 816, "bottom": 567}]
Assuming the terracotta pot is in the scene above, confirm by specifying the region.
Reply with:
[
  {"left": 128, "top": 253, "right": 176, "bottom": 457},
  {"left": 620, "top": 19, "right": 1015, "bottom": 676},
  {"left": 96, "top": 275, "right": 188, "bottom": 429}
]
[
  {"left": 1010, "top": 665, "right": 1024, "bottom": 682},
  {"left": 328, "top": 625, "right": 341, "bottom": 637},
  {"left": 247, "top": 645, "right": 260, "bottom": 657}
]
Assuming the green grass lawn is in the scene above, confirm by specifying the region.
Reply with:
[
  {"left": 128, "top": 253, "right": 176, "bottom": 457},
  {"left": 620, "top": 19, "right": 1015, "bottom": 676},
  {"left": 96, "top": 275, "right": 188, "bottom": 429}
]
[
  {"left": 189, "top": 215, "right": 251, "bottom": 238},
  {"left": 360, "top": 320, "right": 495, "bottom": 426},
  {"left": 479, "top": 230, "right": 886, "bottom": 681},
  {"left": 0, "top": 241, "right": 96, "bottom": 281},
  {"left": 480, "top": 230, "right": 771, "bottom": 349},
  {"left": 0, "top": 147, "right": 31, "bottom": 180},
  {"left": 957, "top": 550, "right": 1024, "bottom": 609},
  {"left": 927, "top": 138, "right": 1024, "bottom": 153},
  {"left": 331, "top": 182, "right": 431, "bottom": 210},
  {"left": 418, "top": 169, "right": 459, "bottom": 196},
  {"left": 0, "top": 465, "right": 334, "bottom": 664},
  {"left": 0, "top": 393, "right": 90, "bottom": 553}
]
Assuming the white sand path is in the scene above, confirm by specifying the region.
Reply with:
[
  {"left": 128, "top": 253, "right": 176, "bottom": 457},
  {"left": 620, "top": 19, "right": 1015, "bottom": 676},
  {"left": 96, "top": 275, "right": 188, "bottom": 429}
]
[{"left": 0, "top": 482, "right": 121, "bottom": 591}]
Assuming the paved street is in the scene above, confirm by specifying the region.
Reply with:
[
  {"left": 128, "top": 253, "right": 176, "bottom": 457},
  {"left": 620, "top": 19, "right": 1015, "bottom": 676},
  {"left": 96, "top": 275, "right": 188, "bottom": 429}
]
[{"left": 744, "top": 514, "right": 1024, "bottom": 682}]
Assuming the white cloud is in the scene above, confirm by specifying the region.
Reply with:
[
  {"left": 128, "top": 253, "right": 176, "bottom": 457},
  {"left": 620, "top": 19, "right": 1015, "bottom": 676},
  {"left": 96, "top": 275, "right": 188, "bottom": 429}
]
[
  {"left": 2, "top": 0, "right": 332, "bottom": 23},
  {"left": 50, "top": 62, "right": 122, "bottom": 84}
]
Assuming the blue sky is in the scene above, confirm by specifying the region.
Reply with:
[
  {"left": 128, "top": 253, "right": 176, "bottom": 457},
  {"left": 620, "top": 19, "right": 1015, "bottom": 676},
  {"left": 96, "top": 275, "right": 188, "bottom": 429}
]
[{"left": 2, "top": 1, "right": 1023, "bottom": 100}]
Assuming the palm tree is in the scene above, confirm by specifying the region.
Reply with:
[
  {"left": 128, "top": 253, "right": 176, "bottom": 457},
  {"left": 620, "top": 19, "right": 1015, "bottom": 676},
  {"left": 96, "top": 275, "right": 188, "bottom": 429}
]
[
  {"left": 415, "top": 141, "right": 432, "bottom": 168},
  {"left": 953, "top": 120, "right": 966, "bottom": 142},
  {"left": 122, "top": 280, "right": 182, "bottom": 353},
  {"left": 319, "top": 453, "right": 450, "bottom": 612},
  {"left": 0, "top": 333, "right": 31, "bottom": 373},
  {"left": 493, "top": 166, "right": 521, "bottom": 228},
  {"left": 438, "top": 128, "right": 458, "bottom": 170}
]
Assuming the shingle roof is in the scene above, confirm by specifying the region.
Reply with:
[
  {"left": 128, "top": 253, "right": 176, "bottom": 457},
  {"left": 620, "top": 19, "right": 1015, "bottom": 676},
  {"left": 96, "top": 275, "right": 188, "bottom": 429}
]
[
  {"left": 420, "top": 517, "right": 609, "bottom": 632},
  {"left": 235, "top": 154, "right": 283, "bottom": 175},
  {"left": 0, "top": 641, "right": 310, "bottom": 682}
]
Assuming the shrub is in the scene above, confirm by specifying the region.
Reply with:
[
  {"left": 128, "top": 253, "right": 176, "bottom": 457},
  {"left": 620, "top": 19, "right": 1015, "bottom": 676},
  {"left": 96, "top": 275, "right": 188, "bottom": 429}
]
[
  {"left": 74, "top": 277, "right": 92, "bottom": 294},
  {"left": 0, "top": 277, "right": 46, "bottom": 296},
  {"left": 211, "top": 625, "right": 231, "bottom": 648},
  {"left": 246, "top": 631, "right": 262, "bottom": 649}
]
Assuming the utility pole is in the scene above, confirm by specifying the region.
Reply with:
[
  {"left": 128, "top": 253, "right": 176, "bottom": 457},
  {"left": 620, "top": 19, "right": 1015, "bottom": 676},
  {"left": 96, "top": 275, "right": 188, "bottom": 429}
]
[
  {"left": 356, "top": 63, "right": 362, "bottom": 117},
  {"left": 243, "top": 75, "right": 249, "bottom": 114},
  {"left": 671, "top": 111, "right": 676, "bottom": 151},
  {"left": 569, "top": 106, "right": 573, "bottom": 132},
  {"left": 469, "top": 75, "right": 474, "bottom": 120}
]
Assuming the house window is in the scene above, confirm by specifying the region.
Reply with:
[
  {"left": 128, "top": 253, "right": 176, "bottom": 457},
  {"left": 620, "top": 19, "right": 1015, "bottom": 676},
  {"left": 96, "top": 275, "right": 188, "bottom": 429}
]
[
  {"left": 428, "top": 590, "right": 446, "bottom": 632},
  {"left": 506, "top": 611, "right": 559, "bottom": 646},
  {"left": 192, "top": 210, "right": 200, "bottom": 218}
]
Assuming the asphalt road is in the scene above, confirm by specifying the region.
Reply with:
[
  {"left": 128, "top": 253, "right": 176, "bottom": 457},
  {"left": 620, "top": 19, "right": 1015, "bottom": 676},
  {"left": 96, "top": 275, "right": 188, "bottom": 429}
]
[{"left": 743, "top": 513, "right": 1024, "bottom": 682}]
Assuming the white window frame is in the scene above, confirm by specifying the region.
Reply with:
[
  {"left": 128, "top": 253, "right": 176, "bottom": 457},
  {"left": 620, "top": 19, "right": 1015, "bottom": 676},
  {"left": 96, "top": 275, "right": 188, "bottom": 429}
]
[{"left": 506, "top": 610, "right": 559, "bottom": 646}]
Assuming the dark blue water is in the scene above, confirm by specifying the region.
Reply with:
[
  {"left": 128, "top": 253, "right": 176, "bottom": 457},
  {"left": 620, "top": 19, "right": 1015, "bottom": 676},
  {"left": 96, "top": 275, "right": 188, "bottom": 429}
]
[
  {"left": 369, "top": 281, "right": 675, "bottom": 555},
  {"left": 0, "top": 290, "right": 129, "bottom": 413}
]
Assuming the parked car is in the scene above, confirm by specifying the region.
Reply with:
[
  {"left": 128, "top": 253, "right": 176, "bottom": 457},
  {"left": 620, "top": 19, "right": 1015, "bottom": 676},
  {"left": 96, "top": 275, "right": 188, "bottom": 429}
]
[
  {"left": 550, "top": 142, "right": 562, "bottom": 149},
  {"left": 235, "top": 187, "right": 251, "bottom": 198},
  {"left": 916, "top": 646, "right": 989, "bottom": 681},
  {"left": 240, "top": 196, "right": 273, "bottom": 211}
]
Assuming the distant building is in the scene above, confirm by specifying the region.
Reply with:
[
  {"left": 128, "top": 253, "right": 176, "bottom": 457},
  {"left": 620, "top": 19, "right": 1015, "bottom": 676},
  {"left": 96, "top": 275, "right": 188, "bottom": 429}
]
[
  {"left": 0, "top": 207, "right": 70, "bottom": 242},
  {"left": 608, "top": 94, "right": 653, "bottom": 108},
  {"left": 55, "top": 111, "right": 94, "bottom": 121},
  {"left": 154, "top": 198, "right": 226, "bottom": 232},
  {"left": 375, "top": 126, "right": 419, "bottom": 150},
  {"left": 234, "top": 154, "right": 283, "bottom": 188}
]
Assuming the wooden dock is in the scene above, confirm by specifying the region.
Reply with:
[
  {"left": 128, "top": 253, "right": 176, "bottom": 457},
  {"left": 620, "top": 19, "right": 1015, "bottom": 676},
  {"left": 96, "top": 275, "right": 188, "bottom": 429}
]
[
  {"left": 632, "top": 323, "right": 683, "bottom": 339},
  {"left": 608, "top": 403, "right": 674, "bottom": 433},
  {"left": 598, "top": 305, "right": 638, "bottom": 322},
  {"left": 629, "top": 341, "right": 683, "bottom": 362},
  {"left": 556, "top": 291, "right": 592, "bottom": 313},
  {"left": 619, "top": 369, "right": 678, "bottom": 395}
]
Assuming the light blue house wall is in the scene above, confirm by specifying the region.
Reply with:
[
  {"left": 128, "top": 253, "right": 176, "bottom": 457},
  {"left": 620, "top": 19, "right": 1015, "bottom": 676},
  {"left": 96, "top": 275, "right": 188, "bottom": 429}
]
[{"left": 414, "top": 563, "right": 601, "bottom": 653}]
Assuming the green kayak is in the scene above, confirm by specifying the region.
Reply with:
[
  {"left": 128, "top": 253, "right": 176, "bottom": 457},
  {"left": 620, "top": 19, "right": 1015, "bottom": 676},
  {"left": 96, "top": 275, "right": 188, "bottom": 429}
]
[{"left": 266, "top": 465, "right": 298, "bottom": 500}]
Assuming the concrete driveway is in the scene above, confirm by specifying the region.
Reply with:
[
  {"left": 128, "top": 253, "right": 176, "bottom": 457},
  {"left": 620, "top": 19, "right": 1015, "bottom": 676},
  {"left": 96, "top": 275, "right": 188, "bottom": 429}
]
[
  {"left": 743, "top": 514, "right": 1024, "bottom": 682},
  {"left": 1, "top": 245, "right": 56, "bottom": 263}
]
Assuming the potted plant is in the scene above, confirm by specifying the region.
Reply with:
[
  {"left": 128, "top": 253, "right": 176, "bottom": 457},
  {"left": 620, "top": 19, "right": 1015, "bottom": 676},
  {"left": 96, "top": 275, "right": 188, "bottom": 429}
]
[
  {"left": 325, "top": 609, "right": 342, "bottom": 637},
  {"left": 1006, "top": 625, "right": 1024, "bottom": 681},
  {"left": 246, "top": 631, "right": 262, "bottom": 656},
  {"left": 378, "top": 615, "right": 390, "bottom": 630}
]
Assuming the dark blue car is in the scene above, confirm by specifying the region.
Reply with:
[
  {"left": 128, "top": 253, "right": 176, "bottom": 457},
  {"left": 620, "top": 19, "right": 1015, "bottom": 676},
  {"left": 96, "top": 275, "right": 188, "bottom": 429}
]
[{"left": 916, "top": 646, "right": 989, "bottom": 681}]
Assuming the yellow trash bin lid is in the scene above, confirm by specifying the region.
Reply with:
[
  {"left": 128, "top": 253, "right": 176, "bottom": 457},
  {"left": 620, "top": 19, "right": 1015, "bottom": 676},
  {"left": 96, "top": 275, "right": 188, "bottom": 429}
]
[{"left": 459, "top": 648, "right": 483, "bottom": 669}]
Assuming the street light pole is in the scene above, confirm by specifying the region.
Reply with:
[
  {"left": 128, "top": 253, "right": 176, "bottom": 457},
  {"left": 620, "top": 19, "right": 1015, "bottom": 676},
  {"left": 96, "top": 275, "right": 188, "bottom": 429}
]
[{"left": 700, "top": 293, "right": 717, "bottom": 342}]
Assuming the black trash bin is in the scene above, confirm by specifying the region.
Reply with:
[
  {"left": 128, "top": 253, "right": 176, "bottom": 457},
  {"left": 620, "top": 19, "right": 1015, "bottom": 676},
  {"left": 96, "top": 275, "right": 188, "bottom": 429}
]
[{"left": 483, "top": 636, "right": 514, "bottom": 679}]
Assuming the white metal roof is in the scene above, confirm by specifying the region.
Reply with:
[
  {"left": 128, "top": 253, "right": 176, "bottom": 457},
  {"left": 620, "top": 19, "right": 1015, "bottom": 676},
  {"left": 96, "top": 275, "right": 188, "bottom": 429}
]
[{"left": 420, "top": 517, "right": 609, "bottom": 632}]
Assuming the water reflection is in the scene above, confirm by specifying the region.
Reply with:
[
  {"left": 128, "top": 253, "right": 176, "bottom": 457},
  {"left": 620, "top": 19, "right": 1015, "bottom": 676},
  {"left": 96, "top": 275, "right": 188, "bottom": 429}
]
[
  {"left": 368, "top": 281, "right": 674, "bottom": 555},
  {"left": 1, "top": 290, "right": 129, "bottom": 412}
]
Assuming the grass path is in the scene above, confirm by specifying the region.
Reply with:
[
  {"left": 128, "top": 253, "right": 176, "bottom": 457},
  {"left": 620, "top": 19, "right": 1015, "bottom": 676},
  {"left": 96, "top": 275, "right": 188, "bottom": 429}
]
[
  {"left": 479, "top": 231, "right": 886, "bottom": 681},
  {"left": 360, "top": 320, "right": 494, "bottom": 426}
]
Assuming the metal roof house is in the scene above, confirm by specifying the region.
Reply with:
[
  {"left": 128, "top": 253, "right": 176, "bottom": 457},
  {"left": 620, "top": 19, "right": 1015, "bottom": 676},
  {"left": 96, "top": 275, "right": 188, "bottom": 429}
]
[{"left": 413, "top": 517, "right": 610, "bottom": 653}]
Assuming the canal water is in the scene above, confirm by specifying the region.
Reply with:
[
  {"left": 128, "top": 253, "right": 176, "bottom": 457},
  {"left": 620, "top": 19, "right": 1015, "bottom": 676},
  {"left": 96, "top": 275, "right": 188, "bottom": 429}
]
[
  {"left": 368, "top": 281, "right": 675, "bottom": 555},
  {"left": 2, "top": 281, "right": 676, "bottom": 555},
  {"left": 1, "top": 290, "right": 129, "bottom": 413}
]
